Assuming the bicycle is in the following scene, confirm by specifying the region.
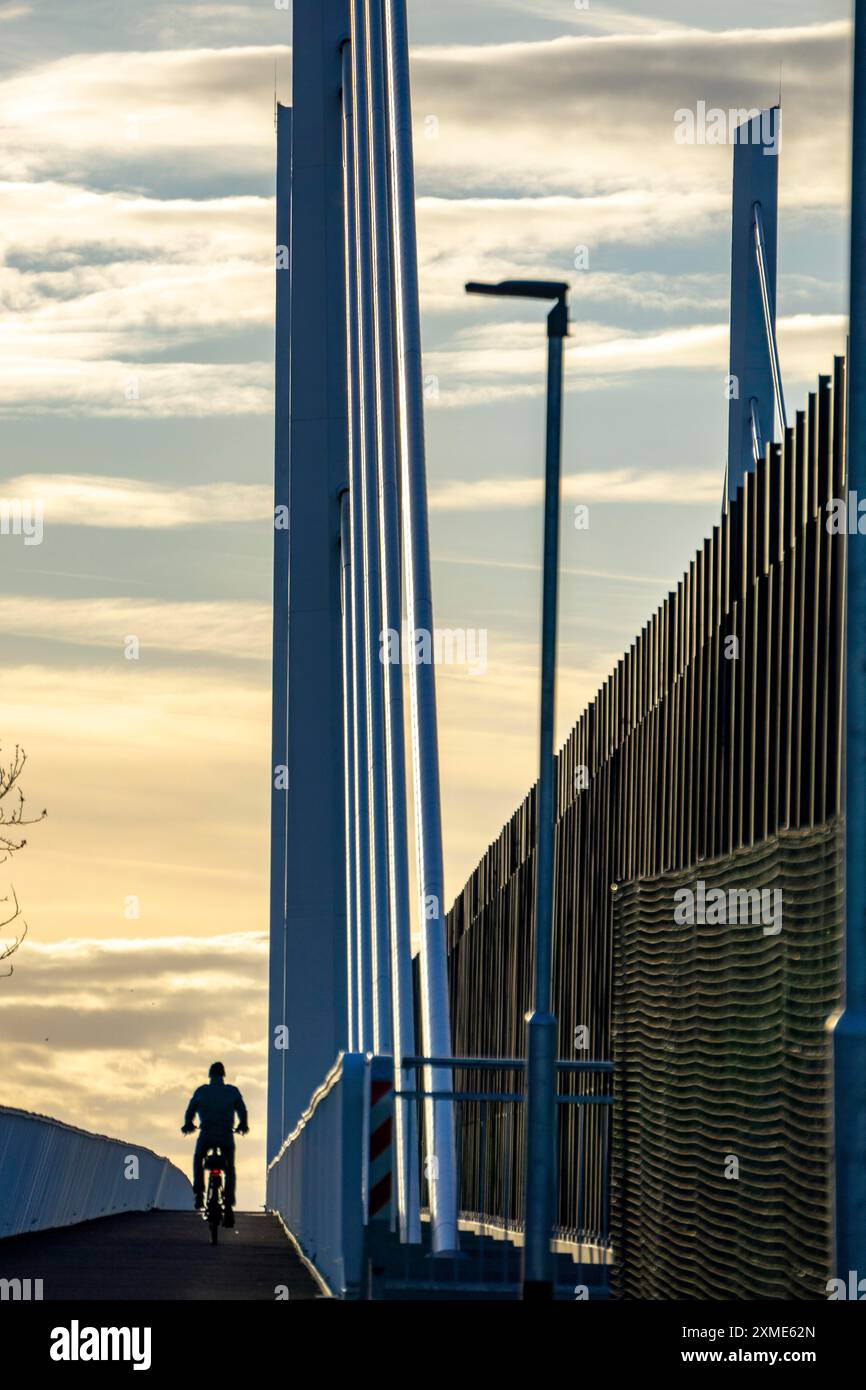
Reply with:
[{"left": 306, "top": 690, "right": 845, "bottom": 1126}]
[
  {"left": 184, "top": 1124, "right": 245, "bottom": 1245},
  {"left": 203, "top": 1143, "right": 228, "bottom": 1245}
]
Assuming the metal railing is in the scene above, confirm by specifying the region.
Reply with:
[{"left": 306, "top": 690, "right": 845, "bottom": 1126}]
[
  {"left": 397, "top": 1057, "right": 613, "bottom": 1276},
  {"left": 266, "top": 1053, "right": 367, "bottom": 1299},
  {"left": 0, "top": 1108, "right": 192, "bottom": 1239}
]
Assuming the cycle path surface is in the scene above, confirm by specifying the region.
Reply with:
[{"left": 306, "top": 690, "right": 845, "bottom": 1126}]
[{"left": 0, "top": 1210, "right": 321, "bottom": 1300}]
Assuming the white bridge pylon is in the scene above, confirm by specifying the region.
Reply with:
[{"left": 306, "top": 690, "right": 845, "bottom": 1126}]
[{"left": 268, "top": 0, "right": 458, "bottom": 1255}]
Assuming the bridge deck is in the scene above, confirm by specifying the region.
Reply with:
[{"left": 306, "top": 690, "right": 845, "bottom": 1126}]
[{"left": 0, "top": 1211, "right": 320, "bottom": 1301}]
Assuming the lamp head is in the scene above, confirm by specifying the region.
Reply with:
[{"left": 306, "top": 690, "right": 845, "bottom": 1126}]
[{"left": 465, "top": 279, "right": 570, "bottom": 338}]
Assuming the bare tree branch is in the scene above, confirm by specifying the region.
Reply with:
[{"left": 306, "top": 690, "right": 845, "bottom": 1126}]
[
  {"left": 0, "top": 909, "right": 27, "bottom": 978},
  {"left": 0, "top": 742, "right": 45, "bottom": 976}
]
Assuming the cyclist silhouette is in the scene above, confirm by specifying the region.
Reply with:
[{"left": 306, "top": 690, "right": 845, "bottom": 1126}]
[{"left": 182, "top": 1062, "right": 249, "bottom": 1226}]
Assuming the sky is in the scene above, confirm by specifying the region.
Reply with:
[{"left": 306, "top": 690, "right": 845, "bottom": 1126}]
[{"left": 0, "top": 0, "right": 852, "bottom": 1200}]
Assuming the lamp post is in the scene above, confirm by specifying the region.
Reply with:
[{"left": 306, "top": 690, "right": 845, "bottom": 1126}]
[{"left": 465, "top": 279, "right": 570, "bottom": 1299}]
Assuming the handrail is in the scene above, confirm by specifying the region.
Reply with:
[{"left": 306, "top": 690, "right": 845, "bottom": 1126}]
[
  {"left": 394, "top": 1090, "right": 614, "bottom": 1105},
  {"left": 402, "top": 1056, "right": 613, "bottom": 1073},
  {"left": 265, "top": 1052, "right": 366, "bottom": 1299},
  {"left": 267, "top": 1053, "right": 346, "bottom": 1172}
]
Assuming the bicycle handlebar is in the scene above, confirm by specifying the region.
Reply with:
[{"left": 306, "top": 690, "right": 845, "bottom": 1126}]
[{"left": 182, "top": 1124, "right": 248, "bottom": 1134}]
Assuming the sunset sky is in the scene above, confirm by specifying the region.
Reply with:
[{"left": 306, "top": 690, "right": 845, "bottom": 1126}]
[{"left": 0, "top": 0, "right": 850, "bottom": 1199}]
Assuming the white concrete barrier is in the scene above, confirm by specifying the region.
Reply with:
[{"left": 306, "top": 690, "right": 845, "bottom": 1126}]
[
  {"left": 0, "top": 1106, "right": 193, "bottom": 1239},
  {"left": 267, "top": 1053, "right": 366, "bottom": 1298}
]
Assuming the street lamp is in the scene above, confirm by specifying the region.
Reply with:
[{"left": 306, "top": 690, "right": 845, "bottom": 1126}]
[{"left": 465, "top": 278, "right": 570, "bottom": 1299}]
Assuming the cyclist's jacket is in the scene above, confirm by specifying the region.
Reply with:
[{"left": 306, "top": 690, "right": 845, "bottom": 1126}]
[{"left": 184, "top": 1078, "right": 248, "bottom": 1139}]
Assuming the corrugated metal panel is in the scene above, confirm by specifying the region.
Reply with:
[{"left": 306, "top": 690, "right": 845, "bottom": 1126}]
[
  {"left": 0, "top": 1108, "right": 193, "bottom": 1239},
  {"left": 610, "top": 821, "right": 842, "bottom": 1299}
]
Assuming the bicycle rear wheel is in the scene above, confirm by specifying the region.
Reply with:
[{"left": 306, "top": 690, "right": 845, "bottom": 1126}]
[{"left": 205, "top": 1160, "right": 224, "bottom": 1244}]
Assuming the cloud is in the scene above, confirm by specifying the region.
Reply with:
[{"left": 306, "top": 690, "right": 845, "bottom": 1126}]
[
  {"left": 0, "top": 23, "right": 848, "bottom": 418},
  {"left": 412, "top": 23, "right": 850, "bottom": 203},
  {"left": 1, "top": 932, "right": 268, "bottom": 1198},
  {"left": 0, "top": 359, "right": 271, "bottom": 417},
  {"left": 0, "top": 661, "right": 270, "bottom": 949},
  {"left": 148, "top": 2, "right": 290, "bottom": 49},
  {"left": 0, "top": 180, "right": 275, "bottom": 415},
  {"left": 430, "top": 467, "right": 722, "bottom": 512},
  {"left": 0, "top": 596, "right": 270, "bottom": 660},
  {"left": 2, "top": 932, "right": 267, "bottom": 1039},
  {"left": 3, "top": 475, "right": 271, "bottom": 528},
  {"left": 0, "top": 182, "right": 273, "bottom": 333},
  {"left": 0, "top": 23, "right": 849, "bottom": 209},
  {"left": 0, "top": 46, "right": 284, "bottom": 182},
  {"left": 424, "top": 312, "right": 847, "bottom": 408},
  {"left": 415, "top": 195, "right": 732, "bottom": 313},
  {"left": 488, "top": 0, "right": 689, "bottom": 33},
  {"left": 153, "top": 2, "right": 276, "bottom": 33},
  {"left": 437, "top": 553, "right": 682, "bottom": 587}
]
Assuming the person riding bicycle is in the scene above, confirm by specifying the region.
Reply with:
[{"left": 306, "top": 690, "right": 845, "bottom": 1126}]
[{"left": 181, "top": 1062, "right": 249, "bottom": 1227}]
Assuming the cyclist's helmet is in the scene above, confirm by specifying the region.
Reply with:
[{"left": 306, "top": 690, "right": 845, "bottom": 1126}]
[{"left": 209, "top": 1061, "right": 226, "bottom": 1078}]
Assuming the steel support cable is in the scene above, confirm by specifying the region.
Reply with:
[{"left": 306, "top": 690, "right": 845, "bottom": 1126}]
[
  {"left": 750, "top": 398, "right": 764, "bottom": 469},
  {"left": 363, "top": 0, "right": 421, "bottom": 1244},
  {"left": 753, "top": 201, "right": 788, "bottom": 437},
  {"left": 338, "top": 491, "right": 359, "bottom": 1048},
  {"left": 383, "top": 0, "right": 459, "bottom": 1254},
  {"left": 341, "top": 45, "right": 374, "bottom": 1051},
  {"left": 350, "top": 3, "right": 394, "bottom": 1051}
]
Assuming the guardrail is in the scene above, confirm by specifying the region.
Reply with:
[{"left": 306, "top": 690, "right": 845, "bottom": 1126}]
[
  {"left": 266, "top": 1052, "right": 367, "bottom": 1299},
  {"left": 0, "top": 1106, "right": 193, "bottom": 1240},
  {"left": 358, "top": 1055, "right": 613, "bottom": 1297},
  {"left": 267, "top": 1052, "right": 613, "bottom": 1299},
  {"left": 400, "top": 1057, "right": 614, "bottom": 1252}
]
